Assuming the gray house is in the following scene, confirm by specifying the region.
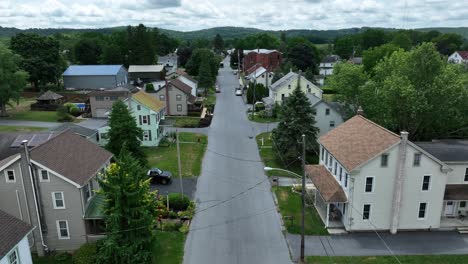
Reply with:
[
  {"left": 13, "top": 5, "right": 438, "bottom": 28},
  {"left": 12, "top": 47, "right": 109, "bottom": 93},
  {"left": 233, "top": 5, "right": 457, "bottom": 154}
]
[
  {"left": 153, "top": 78, "right": 195, "bottom": 116},
  {"left": 306, "top": 93, "right": 345, "bottom": 136},
  {"left": 158, "top": 53, "right": 178, "bottom": 76},
  {"left": 63, "top": 65, "right": 128, "bottom": 90},
  {"left": 89, "top": 88, "right": 131, "bottom": 118},
  {"left": 0, "top": 131, "right": 112, "bottom": 254}
]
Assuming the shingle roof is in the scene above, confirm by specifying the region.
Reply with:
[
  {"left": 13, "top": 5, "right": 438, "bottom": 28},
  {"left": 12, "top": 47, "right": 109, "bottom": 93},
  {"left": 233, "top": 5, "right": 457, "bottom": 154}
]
[
  {"left": 132, "top": 91, "right": 165, "bottom": 113},
  {"left": 320, "top": 115, "right": 401, "bottom": 172},
  {"left": 0, "top": 210, "right": 33, "bottom": 259},
  {"left": 248, "top": 66, "right": 267, "bottom": 79},
  {"left": 128, "top": 65, "right": 164, "bottom": 73},
  {"left": 63, "top": 65, "right": 124, "bottom": 76},
  {"left": 306, "top": 165, "right": 347, "bottom": 202},
  {"left": 415, "top": 140, "right": 468, "bottom": 162},
  {"left": 30, "top": 130, "right": 112, "bottom": 187},
  {"left": 170, "top": 78, "right": 193, "bottom": 95},
  {"left": 0, "top": 154, "right": 21, "bottom": 171},
  {"left": 49, "top": 123, "right": 97, "bottom": 138},
  {"left": 270, "top": 71, "right": 298, "bottom": 91},
  {"left": 321, "top": 55, "right": 341, "bottom": 63},
  {"left": 243, "top": 49, "right": 280, "bottom": 55},
  {"left": 89, "top": 88, "right": 130, "bottom": 97},
  {"left": 306, "top": 93, "right": 322, "bottom": 107},
  {"left": 444, "top": 184, "right": 468, "bottom": 200},
  {"left": 37, "top": 90, "right": 63, "bottom": 101},
  {"left": 180, "top": 73, "right": 198, "bottom": 84},
  {"left": 456, "top": 51, "right": 468, "bottom": 60}
]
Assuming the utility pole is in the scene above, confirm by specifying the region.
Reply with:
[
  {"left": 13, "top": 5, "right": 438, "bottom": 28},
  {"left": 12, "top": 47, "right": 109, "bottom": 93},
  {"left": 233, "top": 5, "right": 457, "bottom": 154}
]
[
  {"left": 176, "top": 130, "right": 184, "bottom": 196},
  {"left": 300, "top": 134, "right": 306, "bottom": 263}
]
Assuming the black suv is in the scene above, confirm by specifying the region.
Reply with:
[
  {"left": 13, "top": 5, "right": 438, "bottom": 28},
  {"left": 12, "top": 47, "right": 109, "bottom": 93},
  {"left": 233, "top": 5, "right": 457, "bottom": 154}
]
[{"left": 147, "top": 168, "right": 172, "bottom": 185}]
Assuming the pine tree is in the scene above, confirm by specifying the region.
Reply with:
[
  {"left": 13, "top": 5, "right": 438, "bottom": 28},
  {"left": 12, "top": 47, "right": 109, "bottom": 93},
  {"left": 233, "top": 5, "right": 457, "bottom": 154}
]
[
  {"left": 96, "top": 149, "right": 158, "bottom": 264},
  {"left": 213, "top": 33, "right": 224, "bottom": 53},
  {"left": 272, "top": 82, "right": 319, "bottom": 160},
  {"left": 106, "top": 100, "right": 146, "bottom": 165}
]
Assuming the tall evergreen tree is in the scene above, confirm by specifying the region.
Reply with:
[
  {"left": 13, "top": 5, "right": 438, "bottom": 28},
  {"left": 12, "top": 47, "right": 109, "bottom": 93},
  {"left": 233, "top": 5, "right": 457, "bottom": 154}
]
[
  {"left": 96, "top": 149, "right": 157, "bottom": 264},
  {"left": 106, "top": 100, "right": 146, "bottom": 165},
  {"left": 213, "top": 33, "right": 224, "bottom": 53},
  {"left": 198, "top": 58, "right": 213, "bottom": 88},
  {"left": 272, "top": 82, "right": 319, "bottom": 161}
]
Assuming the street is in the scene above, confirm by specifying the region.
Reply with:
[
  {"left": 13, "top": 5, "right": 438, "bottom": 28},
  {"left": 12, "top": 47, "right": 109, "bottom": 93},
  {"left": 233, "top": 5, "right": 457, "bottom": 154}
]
[{"left": 183, "top": 57, "right": 292, "bottom": 264}]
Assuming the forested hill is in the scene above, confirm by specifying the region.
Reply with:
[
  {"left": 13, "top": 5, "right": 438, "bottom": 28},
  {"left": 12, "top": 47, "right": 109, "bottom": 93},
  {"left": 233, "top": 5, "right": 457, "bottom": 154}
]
[{"left": 1, "top": 26, "right": 467, "bottom": 42}]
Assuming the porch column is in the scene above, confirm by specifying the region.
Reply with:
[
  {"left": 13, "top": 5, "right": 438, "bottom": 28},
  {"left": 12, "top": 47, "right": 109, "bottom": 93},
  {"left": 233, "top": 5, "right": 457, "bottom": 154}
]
[{"left": 326, "top": 203, "right": 330, "bottom": 228}]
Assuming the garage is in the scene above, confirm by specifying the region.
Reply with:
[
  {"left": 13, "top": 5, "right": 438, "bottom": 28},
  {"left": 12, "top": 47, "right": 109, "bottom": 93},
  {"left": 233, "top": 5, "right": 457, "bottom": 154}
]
[{"left": 95, "top": 108, "right": 109, "bottom": 118}]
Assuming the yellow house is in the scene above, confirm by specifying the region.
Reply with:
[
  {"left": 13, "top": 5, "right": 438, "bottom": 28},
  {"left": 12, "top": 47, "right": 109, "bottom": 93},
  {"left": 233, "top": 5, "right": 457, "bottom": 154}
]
[{"left": 269, "top": 71, "right": 323, "bottom": 104}]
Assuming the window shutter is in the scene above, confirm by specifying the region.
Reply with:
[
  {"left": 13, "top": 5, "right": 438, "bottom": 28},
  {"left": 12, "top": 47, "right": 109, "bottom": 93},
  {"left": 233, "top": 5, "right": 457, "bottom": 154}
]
[
  {"left": 148, "top": 130, "right": 152, "bottom": 141},
  {"left": 139, "top": 115, "right": 142, "bottom": 125},
  {"left": 147, "top": 115, "right": 151, "bottom": 125}
]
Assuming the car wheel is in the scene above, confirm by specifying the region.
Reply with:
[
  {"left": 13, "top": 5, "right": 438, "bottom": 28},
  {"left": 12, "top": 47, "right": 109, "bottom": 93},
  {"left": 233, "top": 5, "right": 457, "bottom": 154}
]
[{"left": 162, "top": 179, "right": 168, "bottom": 185}]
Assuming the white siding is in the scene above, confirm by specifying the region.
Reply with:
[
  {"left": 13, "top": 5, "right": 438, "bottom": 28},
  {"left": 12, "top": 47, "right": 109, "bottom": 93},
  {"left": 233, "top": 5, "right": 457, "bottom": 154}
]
[
  {"left": 446, "top": 163, "right": 468, "bottom": 184},
  {"left": 0, "top": 236, "right": 33, "bottom": 264},
  {"left": 273, "top": 78, "right": 322, "bottom": 103},
  {"left": 314, "top": 102, "right": 344, "bottom": 136}
]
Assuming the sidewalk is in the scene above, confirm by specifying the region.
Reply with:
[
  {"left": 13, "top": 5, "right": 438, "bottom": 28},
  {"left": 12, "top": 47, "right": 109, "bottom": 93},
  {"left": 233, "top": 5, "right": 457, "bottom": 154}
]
[{"left": 287, "top": 231, "right": 468, "bottom": 260}]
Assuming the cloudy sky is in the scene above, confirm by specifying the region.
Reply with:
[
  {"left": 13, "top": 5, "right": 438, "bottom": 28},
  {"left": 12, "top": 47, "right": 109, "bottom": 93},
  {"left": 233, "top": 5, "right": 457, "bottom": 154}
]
[{"left": 1, "top": 0, "right": 467, "bottom": 31}]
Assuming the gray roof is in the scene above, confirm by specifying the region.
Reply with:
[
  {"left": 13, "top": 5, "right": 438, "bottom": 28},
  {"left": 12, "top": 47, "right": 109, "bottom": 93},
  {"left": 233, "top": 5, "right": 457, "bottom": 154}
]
[
  {"left": 37, "top": 90, "right": 63, "bottom": 101},
  {"left": 270, "top": 71, "right": 298, "bottom": 91},
  {"left": 415, "top": 140, "right": 468, "bottom": 162},
  {"left": 327, "top": 102, "right": 346, "bottom": 117},
  {"left": 248, "top": 67, "right": 267, "bottom": 80},
  {"left": 306, "top": 93, "right": 346, "bottom": 117},
  {"left": 306, "top": 93, "right": 322, "bottom": 107},
  {"left": 0, "top": 154, "right": 20, "bottom": 171},
  {"left": 128, "top": 65, "right": 164, "bottom": 73},
  {"left": 350, "top": 57, "right": 362, "bottom": 64},
  {"left": 49, "top": 124, "right": 97, "bottom": 138},
  {"left": 63, "top": 65, "right": 125, "bottom": 76},
  {"left": 321, "top": 55, "right": 341, "bottom": 63},
  {"left": 0, "top": 210, "right": 33, "bottom": 259},
  {"left": 243, "top": 49, "right": 280, "bottom": 55},
  {"left": 0, "top": 133, "right": 22, "bottom": 161}
]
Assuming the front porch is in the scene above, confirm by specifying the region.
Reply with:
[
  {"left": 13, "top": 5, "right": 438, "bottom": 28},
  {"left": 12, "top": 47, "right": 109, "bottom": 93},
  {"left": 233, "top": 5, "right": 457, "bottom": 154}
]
[
  {"left": 441, "top": 185, "right": 468, "bottom": 229},
  {"left": 314, "top": 191, "right": 345, "bottom": 229}
]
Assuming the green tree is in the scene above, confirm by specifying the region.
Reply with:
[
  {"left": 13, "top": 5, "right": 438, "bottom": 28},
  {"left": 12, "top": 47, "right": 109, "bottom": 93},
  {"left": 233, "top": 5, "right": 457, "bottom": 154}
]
[
  {"left": 101, "top": 43, "right": 123, "bottom": 64},
  {"left": 287, "top": 43, "right": 320, "bottom": 72},
  {"left": 10, "top": 33, "right": 61, "bottom": 89},
  {"left": 361, "top": 29, "right": 388, "bottom": 50},
  {"left": 432, "top": 33, "right": 464, "bottom": 55},
  {"left": 391, "top": 31, "right": 412, "bottom": 50},
  {"left": 362, "top": 43, "right": 400, "bottom": 73},
  {"left": 271, "top": 68, "right": 284, "bottom": 84},
  {"left": 177, "top": 46, "right": 193, "bottom": 67},
  {"left": 97, "top": 149, "right": 157, "bottom": 264},
  {"left": 334, "top": 35, "right": 360, "bottom": 59},
  {"left": 198, "top": 58, "right": 213, "bottom": 88},
  {"left": 0, "top": 47, "right": 29, "bottom": 117},
  {"left": 213, "top": 33, "right": 224, "bottom": 53},
  {"left": 74, "top": 38, "right": 103, "bottom": 64},
  {"left": 186, "top": 48, "right": 218, "bottom": 79},
  {"left": 127, "top": 24, "right": 156, "bottom": 65},
  {"left": 272, "top": 83, "right": 319, "bottom": 160},
  {"left": 246, "top": 83, "right": 269, "bottom": 104},
  {"left": 106, "top": 101, "right": 146, "bottom": 165}
]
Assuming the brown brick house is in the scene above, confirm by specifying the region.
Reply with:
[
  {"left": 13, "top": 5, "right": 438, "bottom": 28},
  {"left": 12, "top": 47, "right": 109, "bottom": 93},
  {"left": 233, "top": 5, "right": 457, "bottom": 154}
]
[{"left": 243, "top": 49, "right": 282, "bottom": 73}]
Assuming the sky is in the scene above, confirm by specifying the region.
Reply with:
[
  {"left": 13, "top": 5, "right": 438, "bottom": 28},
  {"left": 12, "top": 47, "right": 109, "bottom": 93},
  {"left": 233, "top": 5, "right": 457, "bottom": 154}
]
[{"left": 1, "top": 0, "right": 467, "bottom": 31}]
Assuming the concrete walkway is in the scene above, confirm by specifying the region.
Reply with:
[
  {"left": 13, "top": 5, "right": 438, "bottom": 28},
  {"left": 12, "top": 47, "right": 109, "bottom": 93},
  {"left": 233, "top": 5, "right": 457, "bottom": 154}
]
[
  {"left": 287, "top": 232, "right": 468, "bottom": 260},
  {"left": 0, "top": 120, "right": 60, "bottom": 128}
]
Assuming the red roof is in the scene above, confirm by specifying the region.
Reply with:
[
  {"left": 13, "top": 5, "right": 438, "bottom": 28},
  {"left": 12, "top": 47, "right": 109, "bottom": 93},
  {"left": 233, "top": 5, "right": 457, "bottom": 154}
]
[{"left": 456, "top": 51, "right": 468, "bottom": 60}]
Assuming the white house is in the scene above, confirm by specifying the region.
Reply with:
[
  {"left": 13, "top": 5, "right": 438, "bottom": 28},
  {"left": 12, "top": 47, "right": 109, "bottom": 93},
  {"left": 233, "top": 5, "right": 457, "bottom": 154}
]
[
  {"left": 319, "top": 55, "right": 340, "bottom": 76},
  {"left": 308, "top": 113, "right": 458, "bottom": 233},
  {"left": 0, "top": 210, "right": 34, "bottom": 264},
  {"left": 306, "top": 94, "right": 344, "bottom": 136},
  {"left": 178, "top": 73, "right": 198, "bottom": 97},
  {"left": 246, "top": 66, "right": 274, "bottom": 88},
  {"left": 268, "top": 71, "right": 322, "bottom": 104},
  {"left": 448, "top": 51, "right": 468, "bottom": 64}
]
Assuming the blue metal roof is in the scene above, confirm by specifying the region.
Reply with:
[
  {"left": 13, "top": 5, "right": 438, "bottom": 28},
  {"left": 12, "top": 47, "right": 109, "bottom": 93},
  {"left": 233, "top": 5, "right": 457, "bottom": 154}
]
[{"left": 63, "top": 65, "right": 124, "bottom": 76}]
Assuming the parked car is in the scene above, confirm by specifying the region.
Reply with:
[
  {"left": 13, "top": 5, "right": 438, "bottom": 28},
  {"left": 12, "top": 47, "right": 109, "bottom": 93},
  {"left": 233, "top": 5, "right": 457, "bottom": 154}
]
[
  {"left": 147, "top": 168, "right": 172, "bottom": 184},
  {"left": 216, "top": 86, "right": 221, "bottom": 93},
  {"left": 233, "top": 70, "right": 237, "bottom": 75},
  {"left": 235, "top": 88, "right": 242, "bottom": 96}
]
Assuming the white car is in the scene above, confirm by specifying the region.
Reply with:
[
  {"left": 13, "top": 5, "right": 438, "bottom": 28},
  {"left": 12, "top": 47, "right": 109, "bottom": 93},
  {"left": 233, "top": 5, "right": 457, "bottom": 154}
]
[
  {"left": 235, "top": 88, "right": 242, "bottom": 96},
  {"left": 233, "top": 70, "right": 237, "bottom": 75}
]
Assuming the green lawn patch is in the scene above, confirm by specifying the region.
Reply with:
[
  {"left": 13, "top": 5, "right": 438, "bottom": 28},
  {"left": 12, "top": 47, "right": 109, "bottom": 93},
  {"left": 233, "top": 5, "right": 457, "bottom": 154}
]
[
  {"left": 145, "top": 132, "right": 207, "bottom": 177},
  {"left": 153, "top": 231, "right": 186, "bottom": 264},
  {"left": 166, "top": 117, "right": 201, "bottom": 128},
  {"left": 273, "top": 186, "right": 328, "bottom": 235},
  {"left": 306, "top": 255, "right": 468, "bottom": 264},
  {"left": 32, "top": 253, "right": 72, "bottom": 264},
  {"left": 248, "top": 114, "right": 279, "bottom": 123},
  {"left": 322, "top": 94, "right": 335, "bottom": 102},
  {"left": 0, "top": 126, "right": 47, "bottom": 132},
  {"left": 5, "top": 111, "right": 59, "bottom": 122},
  {"left": 205, "top": 86, "right": 217, "bottom": 106}
]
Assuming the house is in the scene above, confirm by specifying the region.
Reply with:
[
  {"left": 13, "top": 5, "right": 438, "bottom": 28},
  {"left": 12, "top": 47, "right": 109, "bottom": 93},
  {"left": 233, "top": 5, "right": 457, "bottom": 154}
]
[
  {"left": 62, "top": 65, "right": 128, "bottom": 90},
  {"left": 246, "top": 65, "right": 274, "bottom": 88},
  {"left": 49, "top": 123, "right": 99, "bottom": 144},
  {"left": 99, "top": 90, "right": 166, "bottom": 147},
  {"left": 309, "top": 112, "right": 456, "bottom": 233},
  {"left": 31, "top": 90, "right": 64, "bottom": 111},
  {"left": 153, "top": 78, "right": 196, "bottom": 116},
  {"left": 158, "top": 52, "right": 178, "bottom": 76},
  {"left": 306, "top": 94, "right": 344, "bottom": 136},
  {"left": 268, "top": 71, "right": 323, "bottom": 104},
  {"left": 177, "top": 72, "right": 198, "bottom": 97},
  {"left": 243, "top": 49, "right": 282, "bottom": 73},
  {"left": 349, "top": 57, "right": 363, "bottom": 65},
  {"left": 128, "top": 65, "right": 165, "bottom": 83},
  {"left": 0, "top": 131, "right": 113, "bottom": 254},
  {"left": 89, "top": 87, "right": 131, "bottom": 118},
  {"left": 0, "top": 210, "right": 34, "bottom": 264},
  {"left": 319, "top": 55, "right": 340, "bottom": 76},
  {"left": 448, "top": 51, "right": 468, "bottom": 64},
  {"left": 314, "top": 75, "right": 325, "bottom": 86}
]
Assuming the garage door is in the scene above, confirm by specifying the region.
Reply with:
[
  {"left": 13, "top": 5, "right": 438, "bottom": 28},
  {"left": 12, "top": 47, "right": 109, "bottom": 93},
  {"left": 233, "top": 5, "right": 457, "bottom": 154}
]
[{"left": 95, "top": 108, "right": 110, "bottom": 118}]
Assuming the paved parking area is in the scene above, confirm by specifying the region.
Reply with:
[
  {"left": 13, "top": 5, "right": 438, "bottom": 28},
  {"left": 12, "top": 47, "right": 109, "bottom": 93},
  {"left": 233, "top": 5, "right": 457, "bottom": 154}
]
[{"left": 150, "top": 177, "right": 198, "bottom": 199}]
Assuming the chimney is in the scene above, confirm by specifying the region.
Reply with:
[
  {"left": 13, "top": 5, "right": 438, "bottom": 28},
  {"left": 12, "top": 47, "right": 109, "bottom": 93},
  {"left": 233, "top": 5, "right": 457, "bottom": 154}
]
[
  {"left": 357, "top": 106, "right": 365, "bottom": 116},
  {"left": 390, "top": 130, "right": 409, "bottom": 234}
]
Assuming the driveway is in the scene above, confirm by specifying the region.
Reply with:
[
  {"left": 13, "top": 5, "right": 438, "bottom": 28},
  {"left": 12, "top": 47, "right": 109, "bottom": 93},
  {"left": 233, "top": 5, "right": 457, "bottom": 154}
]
[
  {"left": 0, "top": 120, "right": 59, "bottom": 128},
  {"left": 151, "top": 177, "right": 198, "bottom": 200},
  {"left": 77, "top": 118, "right": 108, "bottom": 129},
  {"left": 183, "top": 57, "right": 292, "bottom": 264}
]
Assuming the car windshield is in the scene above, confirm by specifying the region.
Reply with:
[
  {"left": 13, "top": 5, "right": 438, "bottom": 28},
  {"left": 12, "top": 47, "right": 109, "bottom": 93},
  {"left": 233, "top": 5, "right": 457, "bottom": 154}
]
[{"left": 157, "top": 169, "right": 163, "bottom": 174}]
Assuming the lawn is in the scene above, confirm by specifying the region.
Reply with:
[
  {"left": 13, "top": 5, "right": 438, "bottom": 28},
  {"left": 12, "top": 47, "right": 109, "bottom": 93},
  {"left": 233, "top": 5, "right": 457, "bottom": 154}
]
[
  {"left": 166, "top": 116, "right": 201, "bottom": 128},
  {"left": 256, "top": 132, "right": 317, "bottom": 177},
  {"left": 145, "top": 132, "right": 207, "bottom": 177},
  {"left": 273, "top": 186, "right": 328, "bottom": 235},
  {"left": 152, "top": 231, "right": 186, "bottom": 264},
  {"left": 205, "top": 86, "right": 217, "bottom": 106},
  {"left": 322, "top": 94, "right": 335, "bottom": 102},
  {"left": 3, "top": 98, "right": 58, "bottom": 122},
  {"left": 32, "top": 253, "right": 71, "bottom": 264},
  {"left": 0, "top": 126, "right": 47, "bottom": 132},
  {"left": 306, "top": 255, "right": 468, "bottom": 264}
]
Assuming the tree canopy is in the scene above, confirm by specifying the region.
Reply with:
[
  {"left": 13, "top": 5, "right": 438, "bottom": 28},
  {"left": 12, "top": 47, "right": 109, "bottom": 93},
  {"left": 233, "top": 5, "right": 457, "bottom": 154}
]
[{"left": 213, "top": 33, "right": 224, "bottom": 53}]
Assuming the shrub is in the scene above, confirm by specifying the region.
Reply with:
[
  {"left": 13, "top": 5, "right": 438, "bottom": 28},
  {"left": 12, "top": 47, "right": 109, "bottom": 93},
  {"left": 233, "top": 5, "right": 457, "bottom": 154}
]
[
  {"left": 168, "top": 211, "right": 178, "bottom": 219},
  {"left": 57, "top": 105, "right": 74, "bottom": 122},
  {"left": 255, "top": 103, "right": 265, "bottom": 112},
  {"left": 168, "top": 193, "right": 191, "bottom": 211},
  {"left": 179, "top": 224, "right": 189, "bottom": 233},
  {"left": 69, "top": 105, "right": 80, "bottom": 116},
  {"left": 72, "top": 243, "right": 97, "bottom": 264},
  {"left": 321, "top": 87, "right": 337, "bottom": 94},
  {"left": 146, "top": 83, "right": 155, "bottom": 93},
  {"left": 55, "top": 253, "right": 72, "bottom": 263}
]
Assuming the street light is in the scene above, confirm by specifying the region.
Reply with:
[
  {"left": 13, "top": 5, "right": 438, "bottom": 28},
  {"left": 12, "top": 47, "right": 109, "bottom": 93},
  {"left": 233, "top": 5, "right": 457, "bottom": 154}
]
[{"left": 264, "top": 134, "right": 306, "bottom": 263}]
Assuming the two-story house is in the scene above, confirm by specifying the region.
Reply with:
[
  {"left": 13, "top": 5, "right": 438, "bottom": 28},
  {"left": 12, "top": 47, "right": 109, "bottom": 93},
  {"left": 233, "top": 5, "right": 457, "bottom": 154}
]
[
  {"left": 246, "top": 65, "right": 274, "bottom": 88},
  {"left": 319, "top": 55, "right": 340, "bottom": 76},
  {"left": 177, "top": 72, "right": 198, "bottom": 97},
  {"left": 306, "top": 94, "right": 344, "bottom": 136},
  {"left": 153, "top": 78, "right": 196, "bottom": 116},
  {"left": 0, "top": 131, "right": 112, "bottom": 255},
  {"left": 243, "top": 49, "right": 282, "bottom": 73},
  {"left": 448, "top": 51, "right": 468, "bottom": 65},
  {"left": 268, "top": 71, "right": 323, "bottom": 104},
  {"left": 89, "top": 88, "right": 131, "bottom": 118},
  {"left": 308, "top": 113, "right": 453, "bottom": 233}
]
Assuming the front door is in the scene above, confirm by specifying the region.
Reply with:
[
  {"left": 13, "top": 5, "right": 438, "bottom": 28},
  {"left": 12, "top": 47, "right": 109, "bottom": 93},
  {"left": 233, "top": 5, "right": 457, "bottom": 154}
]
[{"left": 445, "top": 201, "right": 455, "bottom": 216}]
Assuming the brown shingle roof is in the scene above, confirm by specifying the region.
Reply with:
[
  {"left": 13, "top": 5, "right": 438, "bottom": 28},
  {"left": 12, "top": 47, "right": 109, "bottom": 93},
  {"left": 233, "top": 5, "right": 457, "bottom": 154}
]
[
  {"left": 170, "top": 78, "right": 193, "bottom": 95},
  {"left": 0, "top": 210, "right": 33, "bottom": 258},
  {"left": 444, "top": 185, "right": 468, "bottom": 200},
  {"left": 37, "top": 90, "right": 63, "bottom": 101},
  {"left": 320, "top": 115, "right": 400, "bottom": 172},
  {"left": 30, "top": 130, "right": 112, "bottom": 187},
  {"left": 306, "top": 165, "right": 347, "bottom": 203},
  {"left": 457, "top": 51, "right": 468, "bottom": 60}
]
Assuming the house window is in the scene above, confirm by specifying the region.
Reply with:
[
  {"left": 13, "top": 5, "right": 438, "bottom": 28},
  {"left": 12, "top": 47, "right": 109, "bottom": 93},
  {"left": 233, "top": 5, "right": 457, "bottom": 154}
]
[
  {"left": 381, "top": 154, "right": 389, "bottom": 167},
  {"left": 465, "top": 168, "right": 468, "bottom": 182},
  {"left": 418, "top": 203, "right": 427, "bottom": 219},
  {"left": 40, "top": 170, "right": 49, "bottom": 182},
  {"left": 142, "top": 115, "right": 148, "bottom": 124},
  {"left": 176, "top": 94, "right": 182, "bottom": 101},
  {"left": 328, "top": 155, "right": 332, "bottom": 168},
  {"left": 52, "top": 192, "right": 65, "bottom": 209},
  {"left": 288, "top": 85, "right": 291, "bottom": 89},
  {"left": 460, "top": 201, "right": 466, "bottom": 208},
  {"left": 345, "top": 173, "right": 348, "bottom": 187},
  {"left": 57, "top": 220, "right": 70, "bottom": 239},
  {"left": 137, "top": 105, "right": 141, "bottom": 111},
  {"left": 422, "top": 175, "right": 431, "bottom": 191},
  {"left": 95, "top": 96, "right": 104, "bottom": 101},
  {"left": 325, "top": 108, "right": 330, "bottom": 115},
  {"left": 8, "top": 247, "right": 19, "bottom": 264},
  {"left": 261, "top": 74, "right": 265, "bottom": 78},
  {"left": 307, "top": 84, "right": 310, "bottom": 88},
  {"left": 5, "top": 170, "right": 15, "bottom": 183},
  {"left": 413, "top": 153, "right": 421, "bottom": 166},
  {"left": 339, "top": 167, "right": 343, "bottom": 181},
  {"left": 159, "top": 95, "right": 165, "bottom": 101},
  {"left": 334, "top": 162, "right": 337, "bottom": 175},
  {"left": 281, "top": 94, "right": 285, "bottom": 101},
  {"left": 308, "top": 88, "right": 311, "bottom": 93},
  {"left": 177, "top": 104, "right": 182, "bottom": 112},
  {"left": 109, "top": 96, "right": 118, "bottom": 101},
  {"left": 330, "top": 121, "right": 335, "bottom": 128},
  {"left": 84, "top": 184, "right": 91, "bottom": 201},
  {"left": 325, "top": 152, "right": 328, "bottom": 164},
  {"left": 365, "top": 177, "right": 374, "bottom": 192},
  {"left": 363, "top": 204, "right": 371, "bottom": 220},
  {"left": 143, "top": 130, "right": 151, "bottom": 141},
  {"left": 321, "top": 148, "right": 324, "bottom": 161},
  {"left": 269, "top": 74, "right": 272, "bottom": 78}
]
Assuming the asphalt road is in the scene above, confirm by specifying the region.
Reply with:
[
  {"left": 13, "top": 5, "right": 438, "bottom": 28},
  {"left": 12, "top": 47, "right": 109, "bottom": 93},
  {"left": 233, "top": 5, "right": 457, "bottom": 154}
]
[{"left": 183, "top": 57, "right": 292, "bottom": 264}]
